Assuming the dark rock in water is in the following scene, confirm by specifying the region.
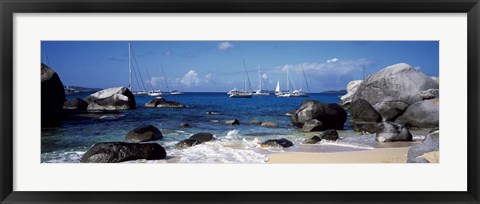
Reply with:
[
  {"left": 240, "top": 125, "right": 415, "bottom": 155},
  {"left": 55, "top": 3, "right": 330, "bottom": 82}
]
[
  {"left": 407, "top": 131, "right": 439, "bottom": 163},
  {"left": 80, "top": 142, "right": 166, "bottom": 163},
  {"left": 125, "top": 125, "right": 163, "bottom": 142},
  {"left": 41, "top": 63, "right": 66, "bottom": 126},
  {"left": 225, "top": 119, "right": 240, "bottom": 125},
  {"left": 372, "top": 101, "right": 409, "bottom": 121},
  {"left": 320, "top": 129, "right": 339, "bottom": 141},
  {"left": 396, "top": 98, "right": 439, "bottom": 128},
  {"left": 175, "top": 132, "right": 215, "bottom": 148},
  {"left": 176, "top": 139, "right": 203, "bottom": 148},
  {"left": 375, "top": 121, "right": 413, "bottom": 142},
  {"left": 352, "top": 63, "right": 439, "bottom": 106},
  {"left": 63, "top": 98, "right": 88, "bottom": 110},
  {"left": 261, "top": 122, "right": 279, "bottom": 127},
  {"left": 250, "top": 120, "right": 263, "bottom": 125},
  {"left": 305, "top": 136, "right": 322, "bottom": 144},
  {"left": 418, "top": 89, "right": 439, "bottom": 100},
  {"left": 350, "top": 99, "right": 381, "bottom": 132},
  {"left": 206, "top": 111, "right": 220, "bottom": 115},
  {"left": 179, "top": 123, "right": 190, "bottom": 127},
  {"left": 189, "top": 132, "right": 215, "bottom": 143},
  {"left": 429, "top": 127, "right": 439, "bottom": 133},
  {"left": 84, "top": 87, "right": 135, "bottom": 110},
  {"left": 261, "top": 138, "right": 294, "bottom": 148},
  {"left": 291, "top": 100, "right": 347, "bottom": 130},
  {"left": 144, "top": 97, "right": 186, "bottom": 108},
  {"left": 302, "top": 119, "right": 324, "bottom": 132}
]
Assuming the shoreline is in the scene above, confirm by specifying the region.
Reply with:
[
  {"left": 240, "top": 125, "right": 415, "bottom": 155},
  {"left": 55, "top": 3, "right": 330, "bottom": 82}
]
[{"left": 267, "top": 147, "right": 411, "bottom": 163}]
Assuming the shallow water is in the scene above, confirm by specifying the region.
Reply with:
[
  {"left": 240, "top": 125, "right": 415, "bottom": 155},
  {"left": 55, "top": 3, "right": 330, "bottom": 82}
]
[{"left": 41, "top": 92, "right": 427, "bottom": 163}]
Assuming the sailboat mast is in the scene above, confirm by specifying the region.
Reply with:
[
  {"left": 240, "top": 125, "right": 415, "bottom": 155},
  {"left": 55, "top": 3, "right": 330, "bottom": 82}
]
[
  {"left": 286, "top": 69, "right": 290, "bottom": 91},
  {"left": 128, "top": 43, "right": 132, "bottom": 91},
  {"left": 302, "top": 65, "right": 310, "bottom": 93},
  {"left": 258, "top": 65, "right": 262, "bottom": 90}
]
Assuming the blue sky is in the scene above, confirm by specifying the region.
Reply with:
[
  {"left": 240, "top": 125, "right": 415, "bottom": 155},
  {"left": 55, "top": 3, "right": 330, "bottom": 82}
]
[{"left": 41, "top": 41, "right": 438, "bottom": 92}]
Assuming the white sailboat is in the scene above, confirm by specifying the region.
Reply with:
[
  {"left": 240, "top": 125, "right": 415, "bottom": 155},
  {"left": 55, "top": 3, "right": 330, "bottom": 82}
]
[
  {"left": 170, "top": 77, "right": 184, "bottom": 95},
  {"left": 277, "top": 69, "right": 293, "bottom": 97},
  {"left": 128, "top": 43, "right": 148, "bottom": 95},
  {"left": 148, "top": 63, "right": 171, "bottom": 96},
  {"left": 229, "top": 59, "right": 253, "bottom": 98},
  {"left": 274, "top": 80, "right": 283, "bottom": 96},
  {"left": 290, "top": 65, "right": 310, "bottom": 97},
  {"left": 253, "top": 65, "right": 270, "bottom": 96}
]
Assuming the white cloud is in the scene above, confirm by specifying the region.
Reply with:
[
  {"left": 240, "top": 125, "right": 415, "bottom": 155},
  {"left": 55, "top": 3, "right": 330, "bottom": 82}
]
[
  {"left": 414, "top": 66, "right": 421, "bottom": 70},
  {"left": 181, "top": 70, "right": 200, "bottom": 86},
  {"left": 262, "top": 73, "right": 268, "bottom": 79},
  {"left": 146, "top": 76, "right": 162, "bottom": 87},
  {"left": 327, "top": 58, "right": 339, "bottom": 63},
  {"left": 162, "top": 50, "right": 172, "bottom": 56},
  {"left": 218, "top": 42, "right": 234, "bottom": 51}
]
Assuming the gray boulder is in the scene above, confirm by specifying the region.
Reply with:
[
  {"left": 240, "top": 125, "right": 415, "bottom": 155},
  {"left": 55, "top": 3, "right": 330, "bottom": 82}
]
[
  {"left": 84, "top": 87, "right": 135, "bottom": 110},
  {"left": 41, "top": 63, "right": 66, "bottom": 126},
  {"left": 261, "top": 122, "right": 279, "bottom": 127},
  {"left": 63, "top": 98, "right": 88, "bottom": 110},
  {"left": 320, "top": 129, "right": 339, "bottom": 141},
  {"left": 340, "top": 80, "right": 363, "bottom": 106},
  {"left": 302, "top": 119, "right": 324, "bottom": 132},
  {"left": 80, "top": 142, "right": 166, "bottom": 163},
  {"left": 353, "top": 63, "right": 439, "bottom": 106},
  {"left": 225, "top": 119, "right": 240, "bottom": 125},
  {"left": 250, "top": 120, "right": 263, "bottom": 125},
  {"left": 179, "top": 123, "right": 190, "bottom": 127},
  {"left": 407, "top": 131, "right": 439, "bottom": 163},
  {"left": 419, "top": 89, "right": 439, "bottom": 100},
  {"left": 292, "top": 100, "right": 347, "bottom": 130},
  {"left": 396, "top": 98, "right": 439, "bottom": 128},
  {"left": 350, "top": 99, "right": 382, "bottom": 132},
  {"left": 175, "top": 132, "right": 215, "bottom": 148},
  {"left": 175, "top": 139, "right": 203, "bottom": 148},
  {"left": 125, "top": 125, "right": 163, "bottom": 142},
  {"left": 260, "top": 138, "right": 294, "bottom": 148},
  {"left": 372, "top": 101, "right": 409, "bottom": 121},
  {"left": 375, "top": 121, "right": 413, "bottom": 142},
  {"left": 305, "top": 136, "right": 322, "bottom": 144},
  {"left": 145, "top": 97, "right": 186, "bottom": 108}
]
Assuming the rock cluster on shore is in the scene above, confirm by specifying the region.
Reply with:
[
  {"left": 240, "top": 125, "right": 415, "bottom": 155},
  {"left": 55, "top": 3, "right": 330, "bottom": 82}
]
[
  {"left": 145, "top": 97, "right": 186, "bottom": 108},
  {"left": 84, "top": 86, "right": 136, "bottom": 110},
  {"left": 291, "top": 100, "right": 347, "bottom": 132}
]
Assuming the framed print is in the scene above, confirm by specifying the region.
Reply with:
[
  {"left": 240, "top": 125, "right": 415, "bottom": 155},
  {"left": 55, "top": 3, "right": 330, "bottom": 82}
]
[{"left": 1, "top": 0, "right": 479, "bottom": 203}]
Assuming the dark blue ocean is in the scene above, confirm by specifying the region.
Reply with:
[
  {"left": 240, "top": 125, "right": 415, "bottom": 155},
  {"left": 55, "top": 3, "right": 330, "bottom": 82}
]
[{"left": 41, "top": 92, "right": 426, "bottom": 163}]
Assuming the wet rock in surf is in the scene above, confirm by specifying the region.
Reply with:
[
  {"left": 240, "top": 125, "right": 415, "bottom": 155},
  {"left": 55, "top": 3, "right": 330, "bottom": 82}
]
[
  {"left": 395, "top": 98, "right": 439, "bottom": 128},
  {"left": 260, "top": 138, "right": 294, "bottom": 148},
  {"left": 292, "top": 100, "right": 347, "bottom": 130},
  {"left": 407, "top": 131, "right": 439, "bottom": 163},
  {"left": 261, "top": 122, "right": 279, "bottom": 127},
  {"left": 84, "top": 86, "right": 135, "bottom": 110},
  {"left": 144, "top": 97, "right": 186, "bottom": 108},
  {"left": 125, "top": 125, "right": 163, "bottom": 142},
  {"left": 206, "top": 111, "right": 220, "bottom": 115},
  {"left": 41, "top": 63, "right": 66, "bottom": 126},
  {"left": 80, "top": 142, "right": 166, "bottom": 163},
  {"left": 175, "top": 132, "right": 215, "bottom": 148},
  {"left": 375, "top": 121, "right": 413, "bottom": 142},
  {"left": 225, "top": 119, "right": 240, "bottom": 125},
  {"left": 302, "top": 119, "right": 324, "bottom": 132},
  {"left": 319, "top": 129, "right": 339, "bottom": 141},
  {"left": 179, "top": 123, "right": 190, "bottom": 127},
  {"left": 63, "top": 98, "right": 88, "bottom": 110},
  {"left": 305, "top": 136, "right": 322, "bottom": 144},
  {"left": 350, "top": 99, "right": 382, "bottom": 132}
]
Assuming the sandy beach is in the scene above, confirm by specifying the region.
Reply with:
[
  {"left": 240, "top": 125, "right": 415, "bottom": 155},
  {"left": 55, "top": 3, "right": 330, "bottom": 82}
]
[{"left": 267, "top": 147, "right": 411, "bottom": 163}]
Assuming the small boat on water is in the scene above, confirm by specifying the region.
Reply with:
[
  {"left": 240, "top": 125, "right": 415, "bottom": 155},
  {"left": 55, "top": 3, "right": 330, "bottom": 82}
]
[
  {"left": 277, "top": 66, "right": 310, "bottom": 97},
  {"left": 229, "top": 59, "right": 253, "bottom": 98},
  {"left": 253, "top": 65, "right": 270, "bottom": 96},
  {"left": 170, "top": 78, "right": 184, "bottom": 95}
]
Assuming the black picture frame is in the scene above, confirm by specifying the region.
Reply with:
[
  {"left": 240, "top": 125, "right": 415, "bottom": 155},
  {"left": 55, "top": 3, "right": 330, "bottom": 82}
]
[{"left": 1, "top": 0, "right": 479, "bottom": 203}]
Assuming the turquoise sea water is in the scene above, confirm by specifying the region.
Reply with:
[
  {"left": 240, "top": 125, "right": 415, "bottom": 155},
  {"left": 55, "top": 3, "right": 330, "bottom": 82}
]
[{"left": 41, "top": 92, "right": 426, "bottom": 163}]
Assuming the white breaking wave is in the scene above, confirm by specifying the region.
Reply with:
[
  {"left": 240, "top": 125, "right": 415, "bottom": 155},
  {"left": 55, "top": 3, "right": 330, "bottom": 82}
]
[{"left": 318, "top": 140, "right": 374, "bottom": 150}]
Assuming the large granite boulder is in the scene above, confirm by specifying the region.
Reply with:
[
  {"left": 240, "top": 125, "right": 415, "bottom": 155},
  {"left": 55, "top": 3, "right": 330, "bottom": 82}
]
[
  {"left": 419, "top": 89, "right": 439, "bottom": 100},
  {"left": 260, "top": 138, "right": 294, "bottom": 148},
  {"left": 350, "top": 99, "right": 382, "bottom": 132},
  {"left": 175, "top": 132, "right": 215, "bottom": 148},
  {"left": 407, "top": 131, "right": 439, "bottom": 163},
  {"left": 375, "top": 121, "right": 413, "bottom": 142},
  {"left": 80, "top": 142, "right": 166, "bottom": 163},
  {"left": 302, "top": 119, "right": 324, "bottom": 132},
  {"left": 340, "top": 80, "right": 363, "bottom": 106},
  {"left": 353, "top": 63, "right": 439, "bottom": 107},
  {"left": 84, "top": 87, "right": 135, "bottom": 110},
  {"left": 63, "top": 98, "right": 88, "bottom": 110},
  {"left": 292, "top": 100, "right": 347, "bottom": 130},
  {"left": 144, "top": 97, "right": 186, "bottom": 108},
  {"left": 41, "top": 63, "right": 66, "bottom": 126},
  {"left": 372, "top": 101, "right": 409, "bottom": 121},
  {"left": 396, "top": 98, "right": 439, "bottom": 128},
  {"left": 125, "top": 125, "right": 163, "bottom": 142}
]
